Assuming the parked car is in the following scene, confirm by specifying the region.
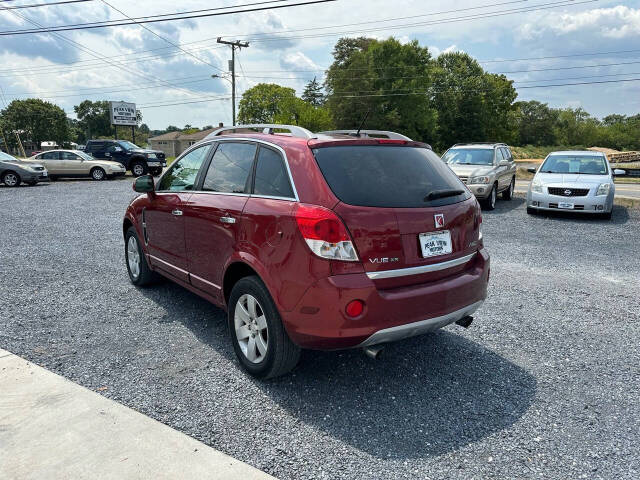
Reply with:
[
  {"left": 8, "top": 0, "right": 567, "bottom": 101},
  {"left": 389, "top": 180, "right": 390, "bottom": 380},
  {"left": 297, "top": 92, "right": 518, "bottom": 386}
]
[
  {"left": 122, "top": 125, "right": 489, "bottom": 378},
  {"left": 526, "top": 150, "right": 624, "bottom": 219},
  {"left": 84, "top": 139, "right": 166, "bottom": 177},
  {"left": 0, "top": 150, "right": 48, "bottom": 187},
  {"left": 76, "top": 144, "right": 86, "bottom": 151},
  {"left": 442, "top": 143, "right": 517, "bottom": 210},
  {"left": 26, "top": 149, "right": 126, "bottom": 180}
]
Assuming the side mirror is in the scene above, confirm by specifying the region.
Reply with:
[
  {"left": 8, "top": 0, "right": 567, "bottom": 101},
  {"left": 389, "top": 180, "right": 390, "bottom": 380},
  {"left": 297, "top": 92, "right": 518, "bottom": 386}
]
[
  {"left": 613, "top": 169, "right": 626, "bottom": 176},
  {"left": 499, "top": 159, "right": 510, "bottom": 167},
  {"left": 527, "top": 167, "right": 537, "bottom": 174},
  {"left": 133, "top": 174, "right": 154, "bottom": 193}
]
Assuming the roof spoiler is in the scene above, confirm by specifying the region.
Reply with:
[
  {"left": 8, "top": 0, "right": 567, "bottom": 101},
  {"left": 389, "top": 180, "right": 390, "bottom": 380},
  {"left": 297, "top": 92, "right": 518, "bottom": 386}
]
[
  {"left": 205, "top": 124, "right": 314, "bottom": 140},
  {"left": 318, "top": 130, "right": 411, "bottom": 141}
]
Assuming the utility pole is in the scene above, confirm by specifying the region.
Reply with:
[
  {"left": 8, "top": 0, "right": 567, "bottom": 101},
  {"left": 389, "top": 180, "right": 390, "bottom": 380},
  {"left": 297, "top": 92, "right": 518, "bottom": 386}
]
[{"left": 216, "top": 38, "right": 249, "bottom": 126}]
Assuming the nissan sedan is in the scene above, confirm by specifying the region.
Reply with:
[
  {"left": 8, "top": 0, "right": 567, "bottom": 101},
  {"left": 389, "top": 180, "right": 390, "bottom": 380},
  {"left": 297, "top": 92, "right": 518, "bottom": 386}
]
[{"left": 526, "top": 151, "right": 624, "bottom": 219}]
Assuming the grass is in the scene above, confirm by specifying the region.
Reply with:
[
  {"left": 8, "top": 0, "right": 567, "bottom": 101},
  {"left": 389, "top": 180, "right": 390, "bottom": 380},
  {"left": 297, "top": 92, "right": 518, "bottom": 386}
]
[
  {"left": 166, "top": 156, "right": 176, "bottom": 165},
  {"left": 510, "top": 145, "right": 588, "bottom": 160}
]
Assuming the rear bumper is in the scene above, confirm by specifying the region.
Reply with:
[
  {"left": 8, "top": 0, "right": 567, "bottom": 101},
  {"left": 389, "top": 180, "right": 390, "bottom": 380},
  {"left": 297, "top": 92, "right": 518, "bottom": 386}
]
[{"left": 281, "top": 248, "right": 489, "bottom": 350}]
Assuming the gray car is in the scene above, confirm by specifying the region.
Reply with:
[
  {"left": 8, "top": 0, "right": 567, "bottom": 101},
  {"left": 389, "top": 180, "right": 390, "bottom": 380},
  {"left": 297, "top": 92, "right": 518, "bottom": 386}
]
[
  {"left": 0, "top": 151, "right": 48, "bottom": 187},
  {"left": 442, "top": 143, "right": 517, "bottom": 210},
  {"left": 526, "top": 150, "right": 624, "bottom": 220}
]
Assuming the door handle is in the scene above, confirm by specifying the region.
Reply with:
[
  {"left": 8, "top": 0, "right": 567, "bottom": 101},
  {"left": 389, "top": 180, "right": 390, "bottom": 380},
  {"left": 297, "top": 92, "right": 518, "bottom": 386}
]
[
  {"left": 172, "top": 209, "right": 183, "bottom": 216},
  {"left": 220, "top": 215, "right": 236, "bottom": 224}
]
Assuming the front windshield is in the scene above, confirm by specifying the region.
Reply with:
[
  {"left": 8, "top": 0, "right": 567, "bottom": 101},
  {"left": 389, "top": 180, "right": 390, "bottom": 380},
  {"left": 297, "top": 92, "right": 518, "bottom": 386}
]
[
  {"left": 540, "top": 155, "right": 608, "bottom": 175},
  {"left": 443, "top": 148, "right": 494, "bottom": 166},
  {"left": 0, "top": 151, "right": 18, "bottom": 161},
  {"left": 118, "top": 140, "right": 140, "bottom": 150},
  {"left": 75, "top": 151, "right": 94, "bottom": 161}
]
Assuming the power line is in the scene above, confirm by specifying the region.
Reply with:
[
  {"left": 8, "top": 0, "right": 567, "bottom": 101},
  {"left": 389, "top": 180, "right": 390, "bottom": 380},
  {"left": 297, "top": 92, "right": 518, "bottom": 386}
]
[
  {"left": 0, "top": 0, "right": 94, "bottom": 10},
  {"left": 98, "top": 0, "right": 225, "bottom": 72},
  {"left": 0, "top": 0, "right": 338, "bottom": 35}
]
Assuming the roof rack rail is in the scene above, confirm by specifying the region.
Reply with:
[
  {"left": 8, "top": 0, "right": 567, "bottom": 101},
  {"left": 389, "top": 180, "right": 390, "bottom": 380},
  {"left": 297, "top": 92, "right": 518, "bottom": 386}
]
[
  {"left": 318, "top": 130, "right": 412, "bottom": 141},
  {"left": 205, "top": 124, "right": 314, "bottom": 140},
  {"left": 452, "top": 142, "right": 507, "bottom": 147}
]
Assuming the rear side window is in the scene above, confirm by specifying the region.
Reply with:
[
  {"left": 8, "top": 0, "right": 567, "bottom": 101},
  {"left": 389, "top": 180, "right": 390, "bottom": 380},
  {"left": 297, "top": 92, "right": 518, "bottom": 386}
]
[
  {"left": 253, "top": 147, "right": 294, "bottom": 198},
  {"left": 313, "top": 146, "right": 470, "bottom": 208},
  {"left": 202, "top": 142, "right": 256, "bottom": 193}
]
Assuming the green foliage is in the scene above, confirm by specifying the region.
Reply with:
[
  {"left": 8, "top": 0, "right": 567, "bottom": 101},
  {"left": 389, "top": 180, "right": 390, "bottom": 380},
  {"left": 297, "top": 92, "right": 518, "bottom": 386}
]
[
  {"left": 325, "top": 37, "right": 438, "bottom": 143},
  {"left": 73, "top": 100, "right": 112, "bottom": 142},
  {"left": 239, "top": 83, "right": 334, "bottom": 131},
  {"left": 0, "top": 98, "right": 69, "bottom": 149},
  {"left": 302, "top": 77, "right": 325, "bottom": 106},
  {"left": 432, "top": 52, "right": 517, "bottom": 149}
]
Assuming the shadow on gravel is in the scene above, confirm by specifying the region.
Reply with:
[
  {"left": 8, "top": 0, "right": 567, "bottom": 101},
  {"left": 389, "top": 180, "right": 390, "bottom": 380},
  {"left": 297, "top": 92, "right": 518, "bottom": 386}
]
[
  {"left": 527, "top": 204, "right": 630, "bottom": 225},
  {"left": 265, "top": 333, "right": 536, "bottom": 459},
  {"left": 481, "top": 196, "right": 525, "bottom": 214},
  {"left": 141, "top": 283, "right": 536, "bottom": 460}
]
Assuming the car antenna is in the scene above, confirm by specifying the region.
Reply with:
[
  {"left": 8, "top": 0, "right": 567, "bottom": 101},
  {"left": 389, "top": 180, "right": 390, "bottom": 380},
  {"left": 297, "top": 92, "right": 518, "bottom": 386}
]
[{"left": 354, "top": 109, "right": 371, "bottom": 137}]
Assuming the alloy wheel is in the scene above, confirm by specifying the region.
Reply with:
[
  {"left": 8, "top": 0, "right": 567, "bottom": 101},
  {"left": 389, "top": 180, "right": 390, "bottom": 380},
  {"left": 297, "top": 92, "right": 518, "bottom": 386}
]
[
  {"left": 234, "top": 294, "right": 269, "bottom": 364},
  {"left": 127, "top": 236, "right": 141, "bottom": 280},
  {"left": 92, "top": 169, "right": 105, "bottom": 180},
  {"left": 4, "top": 173, "right": 18, "bottom": 187},
  {"left": 132, "top": 164, "right": 144, "bottom": 176}
]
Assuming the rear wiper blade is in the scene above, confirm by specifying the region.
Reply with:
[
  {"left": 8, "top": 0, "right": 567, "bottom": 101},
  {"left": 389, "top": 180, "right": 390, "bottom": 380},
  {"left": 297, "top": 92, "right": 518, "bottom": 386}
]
[{"left": 425, "top": 189, "right": 465, "bottom": 201}]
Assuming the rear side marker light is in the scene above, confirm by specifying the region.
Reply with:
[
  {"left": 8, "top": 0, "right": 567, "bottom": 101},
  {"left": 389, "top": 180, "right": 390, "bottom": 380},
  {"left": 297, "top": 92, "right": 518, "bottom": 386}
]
[
  {"left": 345, "top": 300, "right": 364, "bottom": 317},
  {"left": 294, "top": 204, "right": 359, "bottom": 262}
]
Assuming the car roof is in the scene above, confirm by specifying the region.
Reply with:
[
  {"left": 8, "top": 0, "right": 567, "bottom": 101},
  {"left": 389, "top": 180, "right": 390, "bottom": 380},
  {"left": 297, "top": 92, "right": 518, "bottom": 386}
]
[{"left": 548, "top": 150, "right": 605, "bottom": 157}]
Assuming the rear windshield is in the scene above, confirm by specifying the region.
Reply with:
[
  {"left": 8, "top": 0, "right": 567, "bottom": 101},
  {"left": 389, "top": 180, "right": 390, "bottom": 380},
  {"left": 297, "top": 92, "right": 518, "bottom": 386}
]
[{"left": 313, "top": 145, "right": 470, "bottom": 208}]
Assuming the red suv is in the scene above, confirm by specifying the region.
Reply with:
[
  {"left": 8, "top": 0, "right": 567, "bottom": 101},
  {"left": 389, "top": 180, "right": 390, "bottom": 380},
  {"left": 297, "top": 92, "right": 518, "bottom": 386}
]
[{"left": 123, "top": 125, "right": 489, "bottom": 378}]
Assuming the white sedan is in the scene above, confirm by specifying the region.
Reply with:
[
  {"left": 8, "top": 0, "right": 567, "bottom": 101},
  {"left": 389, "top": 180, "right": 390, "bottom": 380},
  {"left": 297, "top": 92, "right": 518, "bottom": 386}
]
[{"left": 526, "top": 151, "right": 625, "bottom": 220}]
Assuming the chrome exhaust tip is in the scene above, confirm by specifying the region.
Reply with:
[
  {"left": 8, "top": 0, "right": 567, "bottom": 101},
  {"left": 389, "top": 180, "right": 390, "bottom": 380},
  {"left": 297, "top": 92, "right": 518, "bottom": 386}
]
[{"left": 363, "top": 344, "right": 384, "bottom": 359}]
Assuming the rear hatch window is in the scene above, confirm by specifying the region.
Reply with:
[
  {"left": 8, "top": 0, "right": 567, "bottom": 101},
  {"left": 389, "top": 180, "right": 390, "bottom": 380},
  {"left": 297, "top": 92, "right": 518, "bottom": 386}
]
[
  {"left": 312, "top": 145, "right": 470, "bottom": 208},
  {"left": 313, "top": 145, "right": 478, "bottom": 288}
]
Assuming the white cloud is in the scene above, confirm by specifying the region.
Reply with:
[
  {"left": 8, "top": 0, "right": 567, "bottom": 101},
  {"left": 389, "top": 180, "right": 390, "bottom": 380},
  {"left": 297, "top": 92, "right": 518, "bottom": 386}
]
[
  {"left": 279, "top": 51, "right": 320, "bottom": 72},
  {"left": 519, "top": 6, "right": 640, "bottom": 41},
  {"left": 429, "top": 44, "right": 462, "bottom": 57}
]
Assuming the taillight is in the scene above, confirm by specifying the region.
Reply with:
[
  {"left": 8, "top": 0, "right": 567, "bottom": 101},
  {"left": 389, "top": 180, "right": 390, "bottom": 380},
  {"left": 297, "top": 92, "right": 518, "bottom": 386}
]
[
  {"left": 476, "top": 201, "right": 483, "bottom": 241},
  {"left": 294, "top": 204, "right": 359, "bottom": 262}
]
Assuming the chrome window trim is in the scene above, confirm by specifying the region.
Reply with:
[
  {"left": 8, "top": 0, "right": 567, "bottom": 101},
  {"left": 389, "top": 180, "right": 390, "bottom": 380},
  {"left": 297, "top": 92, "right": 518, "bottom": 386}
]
[
  {"left": 156, "top": 137, "right": 299, "bottom": 201},
  {"left": 366, "top": 252, "right": 477, "bottom": 280}
]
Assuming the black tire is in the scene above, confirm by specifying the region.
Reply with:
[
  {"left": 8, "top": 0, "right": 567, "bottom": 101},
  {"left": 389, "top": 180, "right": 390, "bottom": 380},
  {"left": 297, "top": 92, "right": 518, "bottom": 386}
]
[
  {"left": 600, "top": 210, "right": 612, "bottom": 220},
  {"left": 124, "top": 226, "right": 157, "bottom": 286},
  {"left": 27, "top": 180, "right": 38, "bottom": 186},
  {"left": 130, "top": 161, "right": 148, "bottom": 177},
  {"left": 482, "top": 183, "right": 497, "bottom": 210},
  {"left": 2, "top": 171, "right": 21, "bottom": 187},
  {"left": 90, "top": 167, "right": 106, "bottom": 181},
  {"left": 526, "top": 206, "right": 537, "bottom": 215},
  {"left": 228, "top": 276, "right": 300, "bottom": 379},
  {"left": 502, "top": 177, "right": 515, "bottom": 200}
]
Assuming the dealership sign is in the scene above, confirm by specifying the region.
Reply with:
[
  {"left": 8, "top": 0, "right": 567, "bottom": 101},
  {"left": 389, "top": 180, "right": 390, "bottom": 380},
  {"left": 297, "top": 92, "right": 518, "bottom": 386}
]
[{"left": 110, "top": 101, "right": 137, "bottom": 126}]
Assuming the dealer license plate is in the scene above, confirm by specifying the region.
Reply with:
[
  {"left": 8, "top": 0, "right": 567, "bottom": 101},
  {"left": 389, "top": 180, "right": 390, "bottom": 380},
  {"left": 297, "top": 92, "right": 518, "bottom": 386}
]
[
  {"left": 419, "top": 230, "right": 452, "bottom": 258},
  {"left": 147, "top": 161, "right": 161, "bottom": 166},
  {"left": 558, "top": 202, "right": 574, "bottom": 209}
]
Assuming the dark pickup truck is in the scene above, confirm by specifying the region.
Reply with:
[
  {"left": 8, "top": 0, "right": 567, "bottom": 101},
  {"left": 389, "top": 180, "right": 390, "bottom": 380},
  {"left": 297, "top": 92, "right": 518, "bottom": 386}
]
[{"left": 84, "top": 140, "right": 166, "bottom": 176}]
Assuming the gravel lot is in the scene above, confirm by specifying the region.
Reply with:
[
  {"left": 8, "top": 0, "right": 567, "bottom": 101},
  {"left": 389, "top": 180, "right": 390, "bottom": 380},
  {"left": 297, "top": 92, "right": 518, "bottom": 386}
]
[{"left": 2, "top": 179, "right": 639, "bottom": 479}]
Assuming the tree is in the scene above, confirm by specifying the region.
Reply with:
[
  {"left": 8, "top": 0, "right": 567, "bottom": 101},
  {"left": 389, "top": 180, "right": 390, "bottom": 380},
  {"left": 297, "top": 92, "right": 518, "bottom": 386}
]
[
  {"left": 431, "top": 52, "right": 517, "bottom": 149},
  {"left": 74, "top": 100, "right": 112, "bottom": 140},
  {"left": 0, "top": 98, "right": 69, "bottom": 150},
  {"left": 302, "top": 77, "right": 324, "bottom": 106},
  {"left": 238, "top": 84, "right": 299, "bottom": 124},
  {"left": 324, "top": 37, "right": 438, "bottom": 143},
  {"left": 238, "top": 83, "right": 333, "bottom": 131},
  {"left": 514, "top": 100, "right": 558, "bottom": 146}
]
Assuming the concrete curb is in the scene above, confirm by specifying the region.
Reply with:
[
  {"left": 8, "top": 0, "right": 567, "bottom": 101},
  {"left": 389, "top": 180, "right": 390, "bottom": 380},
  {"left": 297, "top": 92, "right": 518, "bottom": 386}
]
[{"left": 0, "top": 349, "right": 275, "bottom": 480}]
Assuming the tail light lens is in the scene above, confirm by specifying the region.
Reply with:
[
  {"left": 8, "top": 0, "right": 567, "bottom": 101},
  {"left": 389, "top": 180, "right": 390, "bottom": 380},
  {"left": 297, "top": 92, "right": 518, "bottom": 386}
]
[
  {"left": 475, "top": 201, "right": 483, "bottom": 241},
  {"left": 294, "top": 204, "right": 359, "bottom": 262}
]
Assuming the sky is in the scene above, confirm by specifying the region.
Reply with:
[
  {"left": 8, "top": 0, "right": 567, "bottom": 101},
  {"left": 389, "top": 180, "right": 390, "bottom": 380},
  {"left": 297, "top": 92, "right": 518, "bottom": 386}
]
[{"left": 0, "top": 0, "right": 639, "bottom": 131}]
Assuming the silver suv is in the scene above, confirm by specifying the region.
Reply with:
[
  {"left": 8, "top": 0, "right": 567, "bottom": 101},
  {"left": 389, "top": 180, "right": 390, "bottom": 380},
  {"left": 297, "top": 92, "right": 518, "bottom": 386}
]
[{"left": 442, "top": 143, "right": 517, "bottom": 210}]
